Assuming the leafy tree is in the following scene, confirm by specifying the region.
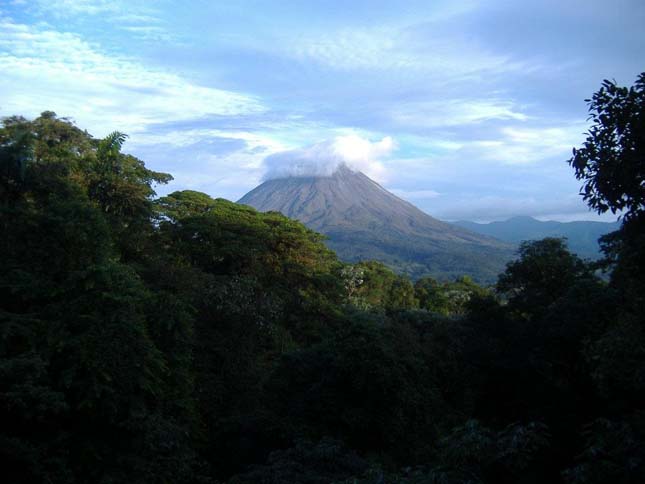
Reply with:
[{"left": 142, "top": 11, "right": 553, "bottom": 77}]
[
  {"left": 264, "top": 319, "right": 444, "bottom": 464},
  {"left": 335, "top": 421, "right": 551, "bottom": 484},
  {"left": 430, "top": 420, "right": 551, "bottom": 483},
  {"left": 568, "top": 73, "right": 645, "bottom": 309},
  {"left": 155, "top": 189, "right": 219, "bottom": 221},
  {"left": 153, "top": 191, "right": 350, "bottom": 478},
  {"left": 229, "top": 438, "right": 368, "bottom": 484},
  {"left": 563, "top": 413, "right": 645, "bottom": 484},
  {"left": 0, "top": 113, "right": 196, "bottom": 483},
  {"left": 559, "top": 74, "right": 645, "bottom": 484},
  {"left": 568, "top": 73, "right": 645, "bottom": 221},
  {"left": 414, "top": 276, "right": 447, "bottom": 313},
  {"left": 496, "top": 238, "right": 593, "bottom": 319},
  {"left": 584, "top": 315, "right": 645, "bottom": 407},
  {"left": 415, "top": 275, "right": 489, "bottom": 316},
  {"left": 344, "top": 261, "right": 417, "bottom": 311},
  {"left": 0, "top": 116, "right": 33, "bottom": 206}
]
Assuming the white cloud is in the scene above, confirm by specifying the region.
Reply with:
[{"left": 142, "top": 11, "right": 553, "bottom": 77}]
[
  {"left": 130, "top": 128, "right": 286, "bottom": 154},
  {"left": 33, "top": 0, "right": 119, "bottom": 15},
  {"left": 115, "top": 13, "right": 162, "bottom": 24},
  {"left": 118, "top": 25, "right": 175, "bottom": 42},
  {"left": 30, "top": 0, "right": 145, "bottom": 17},
  {"left": 391, "top": 99, "right": 529, "bottom": 128},
  {"left": 0, "top": 19, "right": 264, "bottom": 137},
  {"left": 278, "top": 21, "right": 528, "bottom": 79},
  {"left": 26, "top": 1, "right": 178, "bottom": 42},
  {"left": 471, "top": 124, "right": 586, "bottom": 164},
  {"left": 389, "top": 188, "right": 440, "bottom": 199},
  {"left": 289, "top": 27, "right": 413, "bottom": 71},
  {"left": 263, "top": 134, "right": 395, "bottom": 182}
]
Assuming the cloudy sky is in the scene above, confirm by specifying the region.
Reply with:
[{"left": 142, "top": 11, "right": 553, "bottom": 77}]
[{"left": 1, "top": 0, "right": 643, "bottom": 221}]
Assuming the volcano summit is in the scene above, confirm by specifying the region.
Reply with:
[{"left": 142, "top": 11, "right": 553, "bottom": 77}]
[{"left": 239, "top": 164, "right": 512, "bottom": 282}]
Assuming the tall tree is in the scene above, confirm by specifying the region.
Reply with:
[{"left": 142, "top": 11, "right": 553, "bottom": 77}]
[
  {"left": 568, "top": 73, "right": 645, "bottom": 222},
  {"left": 568, "top": 73, "right": 645, "bottom": 302},
  {"left": 496, "top": 238, "right": 593, "bottom": 319}
]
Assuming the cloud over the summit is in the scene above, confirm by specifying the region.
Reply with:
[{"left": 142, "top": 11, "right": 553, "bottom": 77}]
[{"left": 262, "top": 135, "right": 394, "bottom": 182}]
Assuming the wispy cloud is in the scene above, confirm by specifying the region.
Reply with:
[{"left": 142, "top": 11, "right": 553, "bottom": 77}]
[
  {"left": 274, "top": 23, "right": 527, "bottom": 79},
  {"left": 389, "top": 188, "right": 440, "bottom": 200},
  {"left": 24, "top": 0, "right": 179, "bottom": 43},
  {"left": 118, "top": 25, "right": 174, "bottom": 42},
  {"left": 391, "top": 99, "right": 529, "bottom": 129},
  {"left": 31, "top": 0, "right": 123, "bottom": 16},
  {"left": 471, "top": 124, "right": 587, "bottom": 164},
  {"left": 0, "top": 19, "right": 264, "bottom": 136}
]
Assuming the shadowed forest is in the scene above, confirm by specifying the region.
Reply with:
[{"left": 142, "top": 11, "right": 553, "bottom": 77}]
[{"left": 1, "top": 75, "right": 644, "bottom": 483}]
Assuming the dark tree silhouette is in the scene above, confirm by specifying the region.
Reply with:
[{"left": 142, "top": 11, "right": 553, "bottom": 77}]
[{"left": 568, "top": 73, "right": 645, "bottom": 221}]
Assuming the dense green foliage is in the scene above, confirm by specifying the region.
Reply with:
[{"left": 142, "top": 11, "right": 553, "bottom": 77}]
[{"left": 1, "top": 74, "right": 643, "bottom": 484}]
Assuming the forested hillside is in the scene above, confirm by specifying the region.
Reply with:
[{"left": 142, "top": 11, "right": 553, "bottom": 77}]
[
  {"left": 238, "top": 165, "right": 513, "bottom": 282},
  {"left": 1, "top": 73, "right": 643, "bottom": 484},
  {"left": 454, "top": 216, "right": 620, "bottom": 259}
]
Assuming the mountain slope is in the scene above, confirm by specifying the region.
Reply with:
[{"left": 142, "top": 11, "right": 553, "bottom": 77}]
[
  {"left": 453, "top": 216, "right": 620, "bottom": 259},
  {"left": 239, "top": 165, "right": 513, "bottom": 282}
]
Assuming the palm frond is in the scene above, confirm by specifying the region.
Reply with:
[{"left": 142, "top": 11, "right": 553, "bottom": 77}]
[{"left": 98, "top": 131, "right": 128, "bottom": 156}]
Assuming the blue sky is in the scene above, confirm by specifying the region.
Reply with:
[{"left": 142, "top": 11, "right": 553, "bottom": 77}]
[{"left": 1, "top": 0, "right": 643, "bottom": 221}]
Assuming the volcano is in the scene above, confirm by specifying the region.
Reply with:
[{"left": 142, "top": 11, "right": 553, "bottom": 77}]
[{"left": 238, "top": 164, "right": 513, "bottom": 282}]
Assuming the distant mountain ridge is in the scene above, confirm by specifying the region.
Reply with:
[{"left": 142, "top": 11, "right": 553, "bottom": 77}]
[
  {"left": 238, "top": 164, "right": 514, "bottom": 282},
  {"left": 453, "top": 216, "right": 620, "bottom": 259}
]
